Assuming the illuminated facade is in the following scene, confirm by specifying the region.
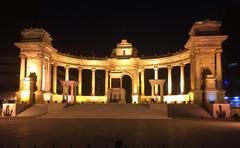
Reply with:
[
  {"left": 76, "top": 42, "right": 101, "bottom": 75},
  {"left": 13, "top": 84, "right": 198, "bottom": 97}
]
[{"left": 15, "top": 20, "right": 228, "bottom": 105}]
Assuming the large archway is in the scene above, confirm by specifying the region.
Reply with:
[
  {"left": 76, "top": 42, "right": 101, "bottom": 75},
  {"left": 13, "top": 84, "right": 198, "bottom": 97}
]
[{"left": 122, "top": 75, "right": 132, "bottom": 103}]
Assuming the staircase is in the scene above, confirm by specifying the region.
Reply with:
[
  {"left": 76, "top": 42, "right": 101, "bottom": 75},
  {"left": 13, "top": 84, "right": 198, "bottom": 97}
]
[
  {"left": 18, "top": 104, "right": 48, "bottom": 117},
  {"left": 168, "top": 104, "right": 211, "bottom": 118},
  {"left": 41, "top": 104, "right": 169, "bottom": 119}
]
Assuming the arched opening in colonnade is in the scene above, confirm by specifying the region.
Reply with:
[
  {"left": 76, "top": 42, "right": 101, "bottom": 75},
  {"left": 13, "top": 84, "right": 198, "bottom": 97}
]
[{"left": 122, "top": 75, "right": 132, "bottom": 103}]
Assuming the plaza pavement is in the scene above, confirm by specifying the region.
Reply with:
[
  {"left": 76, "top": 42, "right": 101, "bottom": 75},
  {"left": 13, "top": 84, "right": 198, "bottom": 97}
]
[{"left": 0, "top": 118, "right": 239, "bottom": 148}]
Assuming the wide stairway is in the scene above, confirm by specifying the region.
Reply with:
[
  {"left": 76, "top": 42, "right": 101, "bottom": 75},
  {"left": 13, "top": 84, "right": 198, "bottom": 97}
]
[
  {"left": 18, "top": 104, "right": 48, "bottom": 117},
  {"left": 41, "top": 104, "right": 168, "bottom": 119},
  {"left": 168, "top": 104, "right": 211, "bottom": 118}
]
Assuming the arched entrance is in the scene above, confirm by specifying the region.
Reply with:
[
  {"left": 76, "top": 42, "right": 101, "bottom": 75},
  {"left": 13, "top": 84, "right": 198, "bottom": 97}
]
[{"left": 122, "top": 75, "right": 132, "bottom": 103}]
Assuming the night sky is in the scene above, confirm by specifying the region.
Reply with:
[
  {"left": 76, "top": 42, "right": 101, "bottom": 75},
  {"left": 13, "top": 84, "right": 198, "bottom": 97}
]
[{"left": 0, "top": 0, "right": 240, "bottom": 94}]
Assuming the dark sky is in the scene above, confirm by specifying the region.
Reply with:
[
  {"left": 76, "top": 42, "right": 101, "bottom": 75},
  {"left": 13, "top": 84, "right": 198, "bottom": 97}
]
[
  {"left": 0, "top": 1, "right": 239, "bottom": 69},
  {"left": 0, "top": 0, "right": 239, "bottom": 94}
]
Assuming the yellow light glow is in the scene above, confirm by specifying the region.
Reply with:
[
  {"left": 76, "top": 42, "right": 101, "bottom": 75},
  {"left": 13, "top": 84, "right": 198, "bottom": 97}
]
[
  {"left": 43, "top": 93, "right": 52, "bottom": 102},
  {"left": 20, "top": 77, "right": 30, "bottom": 103},
  {"left": 20, "top": 90, "right": 30, "bottom": 102},
  {"left": 52, "top": 94, "right": 62, "bottom": 103},
  {"left": 189, "top": 92, "right": 194, "bottom": 101},
  {"left": 163, "top": 95, "right": 189, "bottom": 103},
  {"left": 76, "top": 96, "right": 107, "bottom": 103},
  {"left": 29, "top": 64, "right": 37, "bottom": 73},
  {"left": 133, "top": 87, "right": 138, "bottom": 94},
  {"left": 23, "top": 78, "right": 30, "bottom": 89},
  {"left": 27, "top": 60, "right": 38, "bottom": 76},
  {"left": 132, "top": 95, "right": 139, "bottom": 104}
]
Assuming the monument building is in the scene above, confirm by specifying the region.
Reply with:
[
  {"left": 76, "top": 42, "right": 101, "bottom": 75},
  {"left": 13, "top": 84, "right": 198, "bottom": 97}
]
[{"left": 14, "top": 20, "right": 228, "bottom": 107}]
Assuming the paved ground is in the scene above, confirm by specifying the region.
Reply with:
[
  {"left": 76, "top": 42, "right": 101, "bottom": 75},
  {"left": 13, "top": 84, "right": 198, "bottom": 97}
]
[{"left": 0, "top": 118, "right": 239, "bottom": 148}]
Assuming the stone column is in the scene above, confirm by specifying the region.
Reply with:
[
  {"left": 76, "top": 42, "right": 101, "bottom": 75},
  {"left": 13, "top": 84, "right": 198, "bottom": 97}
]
[
  {"left": 154, "top": 67, "right": 158, "bottom": 95},
  {"left": 65, "top": 65, "right": 70, "bottom": 81},
  {"left": 91, "top": 68, "right": 96, "bottom": 96},
  {"left": 42, "top": 61, "right": 46, "bottom": 91},
  {"left": 105, "top": 69, "right": 109, "bottom": 96},
  {"left": 110, "top": 77, "right": 112, "bottom": 88},
  {"left": 44, "top": 59, "right": 51, "bottom": 92},
  {"left": 133, "top": 70, "right": 139, "bottom": 96},
  {"left": 190, "top": 56, "right": 195, "bottom": 90},
  {"left": 216, "top": 50, "right": 222, "bottom": 90},
  {"left": 167, "top": 65, "right": 172, "bottom": 95},
  {"left": 180, "top": 63, "right": 185, "bottom": 94},
  {"left": 34, "top": 55, "right": 44, "bottom": 103},
  {"left": 19, "top": 55, "right": 26, "bottom": 90},
  {"left": 195, "top": 56, "right": 201, "bottom": 90},
  {"left": 37, "top": 55, "right": 43, "bottom": 91},
  {"left": 159, "top": 80, "right": 166, "bottom": 103},
  {"left": 52, "top": 64, "right": 57, "bottom": 94},
  {"left": 160, "top": 84, "right": 164, "bottom": 103},
  {"left": 78, "top": 67, "right": 82, "bottom": 95},
  {"left": 140, "top": 68, "right": 145, "bottom": 96},
  {"left": 47, "top": 60, "right": 51, "bottom": 92}
]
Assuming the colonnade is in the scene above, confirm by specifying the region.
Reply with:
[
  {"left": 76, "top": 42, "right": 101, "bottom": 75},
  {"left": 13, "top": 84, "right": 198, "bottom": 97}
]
[
  {"left": 15, "top": 21, "right": 227, "bottom": 104},
  {"left": 140, "top": 64, "right": 185, "bottom": 97},
  {"left": 49, "top": 63, "right": 187, "bottom": 97},
  {"left": 52, "top": 66, "right": 110, "bottom": 96},
  {"left": 19, "top": 51, "right": 223, "bottom": 98}
]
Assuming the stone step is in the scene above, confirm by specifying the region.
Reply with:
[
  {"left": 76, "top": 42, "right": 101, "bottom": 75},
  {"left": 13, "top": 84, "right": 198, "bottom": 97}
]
[
  {"left": 47, "top": 112, "right": 164, "bottom": 116},
  {"left": 168, "top": 104, "right": 211, "bottom": 118},
  {"left": 41, "top": 104, "right": 168, "bottom": 119},
  {"left": 18, "top": 104, "right": 48, "bottom": 117},
  {"left": 42, "top": 114, "right": 168, "bottom": 119}
]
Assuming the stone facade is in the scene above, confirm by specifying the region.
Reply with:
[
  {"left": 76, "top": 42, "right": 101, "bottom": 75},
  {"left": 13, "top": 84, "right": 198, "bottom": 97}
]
[{"left": 14, "top": 20, "right": 228, "bottom": 105}]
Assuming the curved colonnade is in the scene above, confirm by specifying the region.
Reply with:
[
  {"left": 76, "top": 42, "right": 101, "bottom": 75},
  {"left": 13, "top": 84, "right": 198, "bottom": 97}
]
[{"left": 15, "top": 20, "right": 227, "bottom": 104}]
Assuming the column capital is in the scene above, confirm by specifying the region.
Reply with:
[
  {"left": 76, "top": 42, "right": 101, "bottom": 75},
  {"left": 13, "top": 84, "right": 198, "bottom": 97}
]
[
  {"left": 19, "top": 54, "right": 26, "bottom": 58},
  {"left": 153, "top": 66, "right": 158, "bottom": 70},
  {"left": 52, "top": 62, "right": 58, "bottom": 67},
  {"left": 65, "top": 65, "right": 70, "bottom": 69},
  {"left": 37, "top": 53, "right": 44, "bottom": 59},
  {"left": 216, "top": 48, "right": 223, "bottom": 53},
  {"left": 167, "top": 65, "right": 172, "bottom": 69},
  {"left": 91, "top": 68, "right": 96, "bottom": 71},
  {"left": 138, "top": 67, "right": 145, "bottom": 72},
  {"left": 105, "top": 68, "right": 110, "bottom": 72},
  {"left": 179, "top": 63, "right": 185, "bottom": 67},
  {"left": 78, "top": 67, "right": 83, "bottom": 71}
]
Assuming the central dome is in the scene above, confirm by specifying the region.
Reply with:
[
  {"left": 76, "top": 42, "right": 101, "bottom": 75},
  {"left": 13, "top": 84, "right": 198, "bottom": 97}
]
[{"left": 111, "top": 39, "right": 137, "bottom": 58}]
